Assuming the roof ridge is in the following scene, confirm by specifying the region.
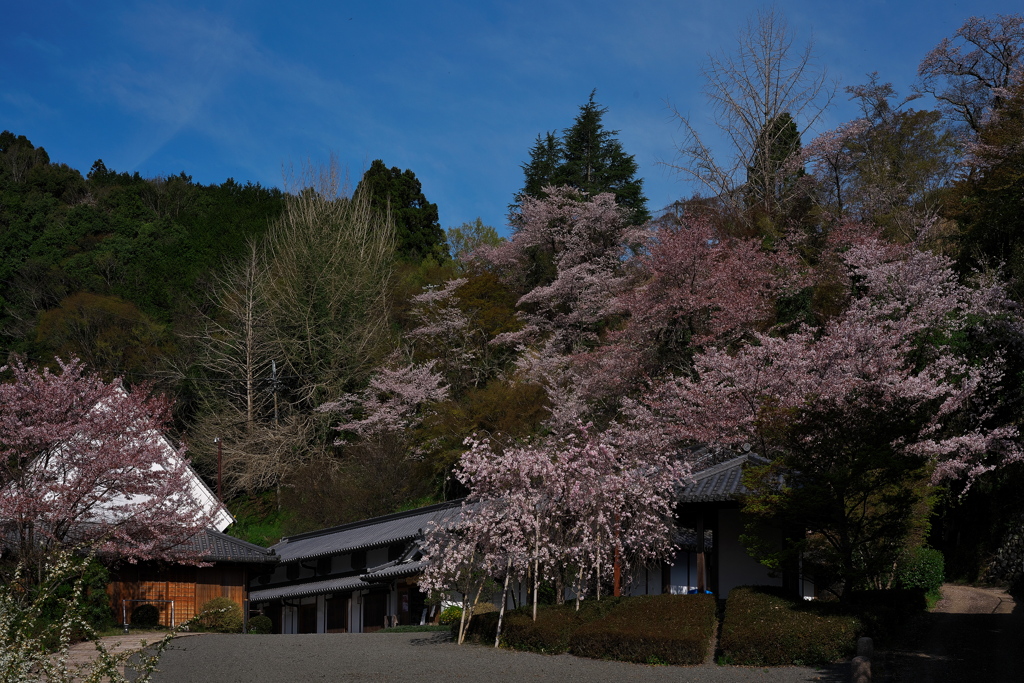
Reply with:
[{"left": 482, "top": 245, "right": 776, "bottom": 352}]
[
  {"left": 205, "top": 528, "right": 276, "bottom": 554},
  {"left": 277, "top": 499, "right": 465, "bottom": 544},
  {"left": 691, "top": 452, "right": 766, "bottom": 480}
]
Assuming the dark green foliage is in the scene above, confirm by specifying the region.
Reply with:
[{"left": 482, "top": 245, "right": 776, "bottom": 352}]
[
  {"left": 355, "top": 159, "right": 445, "bottom": 261},
  {"left": 197, "top": 597, "right": 243, "bottom": 633},
  {"left": 247, "top": 615, "right": 273, "bottom": 634},
  {"left": 896, "top": 547, "right": 945, "bottom": 594},
  {"left": 842, "top": 589, "right": 926, "bottom": 644},
  {"left": 500, "top": 604, "right": 591, "bottom": 654},
  {"left": 472, "top": 596, "right": 716, "bottom": 665},
  {"left": 568, "top": 594, "right": 716, "bottom": 665},
  {"left": 514, "top": 91, "right": 649, "bottom": 225},
  {"left": 949, "top": 81, "right": 1024, "bottom": 301},
  {"left": 35, "top": 558, "right": 114, "bottom": 636},
  {"left": 130, "top": 604, "right": 162, "bottom": 629},
  {"left": 740, "top": 395, "right": 934, "bottom": 594},
  {"left": 455, "top": 609, "right": 500, "bottom": 642},
  {"left": 746, "top": 113, "right": 802, "bottom": 211},
  {"left": 0, "top": 132, "right": 284, "bottom": 379},
  {"left": 719, "top": 587, "right": 860, "bottom": 666}
]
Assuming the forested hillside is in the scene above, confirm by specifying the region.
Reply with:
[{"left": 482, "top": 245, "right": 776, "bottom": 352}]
[{"left": 3, "top": 11, "right": 1024, "bottom": 593}]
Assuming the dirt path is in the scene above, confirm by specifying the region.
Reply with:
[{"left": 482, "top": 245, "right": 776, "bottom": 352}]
[
  {"left": 64, "top": 631, "right": 202, "bottom": 680},
  {"left": 887, "top": 584, "right": 1023, "bottom": 682}
]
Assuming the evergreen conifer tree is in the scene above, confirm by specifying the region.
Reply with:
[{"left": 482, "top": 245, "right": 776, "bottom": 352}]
[
  {"left": 514, "top": 91, "right": 649, "bottom": 225},
  {"left": 355, "top": 159, "right": 445, "bottom": 261}
]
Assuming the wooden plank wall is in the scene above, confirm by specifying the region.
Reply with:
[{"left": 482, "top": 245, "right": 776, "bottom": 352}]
[{"left": 107, "top": 564, "right": 246, "bottom": 626}]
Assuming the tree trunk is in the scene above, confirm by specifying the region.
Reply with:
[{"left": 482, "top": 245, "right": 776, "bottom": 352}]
[{"left": 495, "top": 558, "right": 513, "bottom": 648}]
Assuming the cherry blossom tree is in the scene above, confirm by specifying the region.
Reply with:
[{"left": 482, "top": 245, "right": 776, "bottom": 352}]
[
  {"left": 0, "top": 358, "right": 214, "bottom": 571},
  {"left": 471, "top": 187, "right": 640, "bottom": 427},
  {"left": 645, "top": 230, "right": 1021, "bottom": 592},
  {"left": 319, "top": 360, "right": 448, "bottom": 443},
  {"left": 420, "top": 423, "right": 688, "bottom": 642},
  {"left": 590, "top": 214, "right": 794, "bottom": 395}
]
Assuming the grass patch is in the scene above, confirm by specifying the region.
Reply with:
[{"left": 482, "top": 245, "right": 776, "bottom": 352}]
[
  {"left": 224, "top": 493, "right": 291, "bottom": 547},
  {"left": 719, "top": 586, "right": 860, "bottom": 666}
]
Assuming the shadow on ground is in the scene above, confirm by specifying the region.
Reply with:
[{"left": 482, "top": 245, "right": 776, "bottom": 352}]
[{"left": 884, "top": 600, "right": 1023, "bottom": 682}]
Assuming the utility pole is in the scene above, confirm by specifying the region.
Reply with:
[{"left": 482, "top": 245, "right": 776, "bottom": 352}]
[
  {"left": 272, "top": 360, "right": 279, "bottom": 426},
  {"left": 214, "top": 437, "right": 223, "bottom": 501}
]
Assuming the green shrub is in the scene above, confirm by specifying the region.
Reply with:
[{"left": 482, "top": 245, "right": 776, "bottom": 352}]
[
  {"left": 130, "top": 604, "right": 161, "bottom": 629},
  {"left": 197, "top": 597, "right": 243, "bottom": 633},
  {"left": 500, "top": 605, "right": 581, "bottom": 654},
  {"left": 897, "top": 547, "right": 944, "bottom": 594},
  {"left": 569, "top": 594, "right": 717, "bottom": 665},
  {"left": 497, "top": 599, "right": 625, "bottom": 654},
  {"left": 458, "top": 610, "right": 500, "bottom": 643},
  {"left": 247, "top": 614, "right": 273, "bottom": 634},
  {"left": 719, "top": 587, "right": 860, "bottom": 666},
  {"left": 438, "top": 605, "right": 462, "bottom": 626}
]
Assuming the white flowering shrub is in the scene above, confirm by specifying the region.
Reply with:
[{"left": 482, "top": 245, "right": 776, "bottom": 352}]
[{"left": 0, "top": 550, "right": 178, "bottom": 683}]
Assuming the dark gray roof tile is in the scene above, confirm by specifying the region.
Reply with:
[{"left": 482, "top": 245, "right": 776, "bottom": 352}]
[
  {"left": 186, "top": 529, "right": 278, "bottom": 564},
  {"left": 270, "top": 501, "right": 462, "bottom": 564},
  {"left": 249, "top": 575, "right": 378, "bottom": 601},
  {"left": 678, "top": 453, "right": 770, "bottom": 502}
]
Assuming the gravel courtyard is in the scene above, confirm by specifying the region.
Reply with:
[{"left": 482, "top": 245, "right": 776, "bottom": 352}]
[{"left": 142, "top": 632, "right": 847, "bottom": 683}]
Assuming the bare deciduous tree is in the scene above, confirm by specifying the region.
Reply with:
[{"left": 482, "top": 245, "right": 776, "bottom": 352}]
[
  {"left": 668, "top": 7, "right": 835, "bottom": 231},
  {"left": 183, "top": 160, "right": 396, "bottom": 506},
  {"left": 916, "top": 14, "right": 1024, "bottom": 134},
  {"left": 264, "top": 170, "right": 396, "bottom": 411}
]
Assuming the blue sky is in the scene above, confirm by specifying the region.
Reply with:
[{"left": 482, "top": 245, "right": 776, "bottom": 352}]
[{"left": 2, "top": 1, "right": 1019, "bottom": 236}]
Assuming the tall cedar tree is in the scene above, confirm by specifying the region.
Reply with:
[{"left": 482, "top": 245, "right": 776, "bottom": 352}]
[
  {"left": 745, "top": 112, "right": 804, "bottom": 226},
  {"left": 515, "top": 91, "right": 649, "bottom": 225},
  {"left": 355, "top": 159, "right": 445, "bottom": 261}
]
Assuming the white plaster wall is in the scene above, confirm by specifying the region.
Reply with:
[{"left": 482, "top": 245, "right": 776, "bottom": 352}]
[
  {"left": 717, "top": 508, "right": 781, "bottom": 597},
  {"left": 350, "top": 590, "right": 363, "bottom": 633},
  {"left": 282, "top": 605, "right": 296, "bottom": 634},
  {"left": 626, "top": 565, "right": 663, "bottom": 596}
]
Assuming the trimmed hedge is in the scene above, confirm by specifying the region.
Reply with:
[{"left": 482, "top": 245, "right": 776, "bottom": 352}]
[
  {"left": 719, "top": 587, "right": 860, "bottom": 666},
  {"left": 130, "top": 603, "right": 161, "bottom": 628},
  {"left": 500, "top": 605, "right": 584, "bottom": 653},
  {"left": 247, "top": 615, "right": 273, "bottom": 634},
  {"left": 569, "top": 594, "right": 716, "bottom": 665}
]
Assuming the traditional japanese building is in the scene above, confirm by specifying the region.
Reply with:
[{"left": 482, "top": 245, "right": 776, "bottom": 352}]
[{"left": 248, "top": 501, "right": 462, "bottom": 634}]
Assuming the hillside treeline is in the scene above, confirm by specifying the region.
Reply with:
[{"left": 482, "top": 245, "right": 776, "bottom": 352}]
[{"left": 2, "top": 11, "right": 1024, "bottom": 588}]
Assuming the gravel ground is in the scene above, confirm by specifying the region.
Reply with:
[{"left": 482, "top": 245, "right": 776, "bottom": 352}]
[
  {"left": 140, "top": 632, "right": 848, "bottom": 683},
  {"left": 885, "top": 584, "right": 1024, "bottom": 682}
]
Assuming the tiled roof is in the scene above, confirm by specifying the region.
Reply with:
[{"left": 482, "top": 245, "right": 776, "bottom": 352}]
[
  {"left": 187, "top": 528, "right": 278, "bottom": 564},
  {"left": 678, "top": 453, "right": 770, "bottom": 503},
  {"left": 249, "top": 575, "right": 380, "bottom": 602},
  {"left": 361, "top": 559, "right": 427, "bottom": 582},
  {"left": 270, "top": 500, "right": 463, "bottom": 564}
]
